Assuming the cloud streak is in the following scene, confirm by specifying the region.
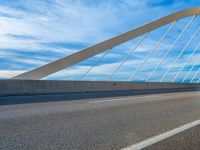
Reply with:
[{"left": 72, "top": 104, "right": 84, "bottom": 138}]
[{"left": 0, "top": 0, "right": 199, "bottom": 82}]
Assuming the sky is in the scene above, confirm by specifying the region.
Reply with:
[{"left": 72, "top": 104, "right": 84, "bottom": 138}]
[{"left": 0, "top": 0, "right": 199, "bottom": 82}]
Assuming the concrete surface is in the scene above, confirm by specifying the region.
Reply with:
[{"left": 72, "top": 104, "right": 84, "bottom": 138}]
[
  {"left": 1, "top": 80, "right": 200, "bottom": 96},
  {"left": 0, "top": 88, "right": 199, "bottom": 105},
  {"left": 1, "top": 91, "right": 200, "bottom": 149}
]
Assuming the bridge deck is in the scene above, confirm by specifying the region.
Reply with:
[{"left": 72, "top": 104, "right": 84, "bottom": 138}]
[{"left": 1, "top": 91, "right": 200, "bottom": 149}]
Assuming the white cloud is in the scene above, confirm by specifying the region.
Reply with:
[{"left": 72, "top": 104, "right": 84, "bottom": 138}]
[
  {"left": 0, "top": 0, "right": 199, "bottom": 80},
  {"left": 0, "top": 70, "right": 25, "bottom": 78}
]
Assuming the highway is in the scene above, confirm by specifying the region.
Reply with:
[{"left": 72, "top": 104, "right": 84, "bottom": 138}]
[{"left": 1, "top": 91, "right": 200, "bottom": 150}]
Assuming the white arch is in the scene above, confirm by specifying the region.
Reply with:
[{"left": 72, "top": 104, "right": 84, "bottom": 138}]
[{"left": 12, "top": 7, "right": 200, "bottom": 79}]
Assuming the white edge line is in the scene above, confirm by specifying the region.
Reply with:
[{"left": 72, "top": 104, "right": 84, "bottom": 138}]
[
  {"left": 121, "top": 119, "right": 200, "bottom": 150},
  {"left": 89, "top": 91, "right": 200, "bottom": 103},
  {"left": 89, "top": 95, "right": 161, "bottom": 103}
]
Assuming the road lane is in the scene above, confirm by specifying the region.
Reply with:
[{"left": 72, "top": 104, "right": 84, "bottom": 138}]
[
  {"left": 1, "top": 91, "right": 200, "bottom": 150},
  {"left": 145, "top": 124, "right": 200, "bottom": 150},
  {"left": 123, "top": 119, "right": 200, "bottom": 150}
]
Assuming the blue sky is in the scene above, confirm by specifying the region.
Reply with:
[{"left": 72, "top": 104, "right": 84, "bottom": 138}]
[{"left": 0, "top": 0, "right": 199, "bottom": 82}]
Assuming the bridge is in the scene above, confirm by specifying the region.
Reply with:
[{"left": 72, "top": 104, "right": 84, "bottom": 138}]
[{"left": 0, "top": 7, "right": 200, "bottom": 150}]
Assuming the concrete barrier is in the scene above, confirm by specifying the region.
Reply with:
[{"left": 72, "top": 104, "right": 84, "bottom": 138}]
[{"left": 0, "top": 80, "right": 200, "bottom": 96}]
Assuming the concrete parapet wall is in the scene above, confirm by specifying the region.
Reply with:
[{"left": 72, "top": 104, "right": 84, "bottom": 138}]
[{"left": 1, "top": 80, "right": 200, "bottom": 96}]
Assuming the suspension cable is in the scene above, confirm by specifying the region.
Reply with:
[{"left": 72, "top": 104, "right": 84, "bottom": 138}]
[
  {"left": 162, "top": 19, "right": 198, "bottom": 82},
  {"left": 191, "top": 67, "right": 200, "bottom": 83},
  {"left": 80, "top": 49, "right": 110, "bottom": 79},
  {"left": 182, "top": 53, "right": 200, "bottom": 82},
  {"left": 173, "top": 41, "right": 200, "bottom": 82},
  {"left": 128, "top": 21, "right": 177, "bottom": 81},
  {"left": 160, "top": 15, "right": 196, "bottom": 82},
  {"left": 107, "top": 33, "right": 149, "bottom": 80},
  {"left": 197, "top": 76, "right": 200, "bottom": 83},
  {"left": 146, "top": 16, "right": 195, "bottom": 82}
]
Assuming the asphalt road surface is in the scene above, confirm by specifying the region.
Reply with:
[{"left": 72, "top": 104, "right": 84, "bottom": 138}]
[{"left": 1, "top": 91, "right": 200, "bottom": 150}]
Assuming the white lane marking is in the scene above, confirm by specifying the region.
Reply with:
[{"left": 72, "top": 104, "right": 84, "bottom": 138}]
[
  {"left": 89, "top": 95, "right": 161, "bottom": 103},
  {"left": 121, "top": 119, "right": 200, "bottom": 150},
  {"left": 89, "top": 91, "right": 200, "bottom": 104}
]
